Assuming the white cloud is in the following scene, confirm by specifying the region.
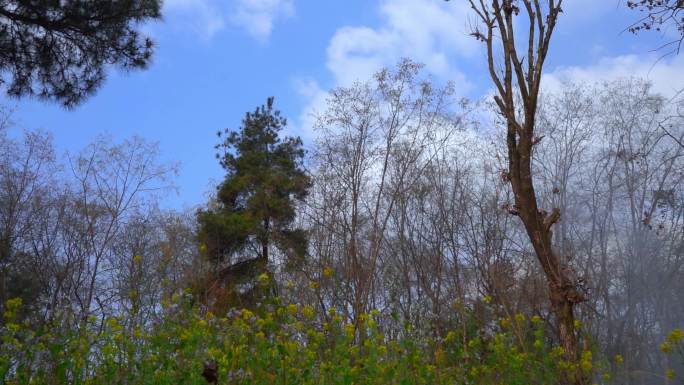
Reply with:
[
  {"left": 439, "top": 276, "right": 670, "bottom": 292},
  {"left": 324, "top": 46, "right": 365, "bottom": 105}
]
[
  {"left": 163, "top": 0, "right": 226, "bottom": 39},
  {"left": 544, "top": 54, "right": 684, "bottom": 98},
  {"left": 294, "top": 0, "right": 476, "bottom": 141},
  {"left": 162, "top": 0, "right": 294, "bottom": 41},
  {"left": 290, "top": 78, "right": 326, "bottom": 142},
  {"left": 231, "top": 0, "right": 295, "bottom": 42},
  {"left": 326, "top": 0, "right": 475, "bottom": 87}
]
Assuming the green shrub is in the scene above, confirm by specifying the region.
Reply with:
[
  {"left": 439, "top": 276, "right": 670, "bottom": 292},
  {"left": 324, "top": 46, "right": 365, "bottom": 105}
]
[{"left": 0, "top": 294, "right": 594, "bottom": 385}]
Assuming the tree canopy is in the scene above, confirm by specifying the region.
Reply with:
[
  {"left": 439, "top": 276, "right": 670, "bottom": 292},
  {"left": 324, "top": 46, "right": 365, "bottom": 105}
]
[
  {"left": 198, "top": 97, "right": 310, "bottom": 269},
  {"left": 0, "top": 0, "right": 161, "bottom": 107}
]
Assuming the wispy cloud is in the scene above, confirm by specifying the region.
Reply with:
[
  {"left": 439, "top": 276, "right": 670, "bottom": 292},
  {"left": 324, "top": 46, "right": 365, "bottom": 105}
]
[
  {"left": 326, "top": 0, "right": 474, "bottom": 87},
  {"left": 163, "top": 0, "right": 226, "bottom": 39},
  {"left": 544, "top": 54, "right": 684, "bottom": 98},
  {"left": 231, "top": 0, "right": 295, "bottom": 42},
  {"left": 294, "top": 0, "right": 475, "bottom": 140}
]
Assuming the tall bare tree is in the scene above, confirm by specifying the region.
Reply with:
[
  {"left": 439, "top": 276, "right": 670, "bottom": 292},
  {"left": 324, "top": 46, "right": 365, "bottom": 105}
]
[{"left": 464, "top": 1, "right": 586, "bottom": 382}]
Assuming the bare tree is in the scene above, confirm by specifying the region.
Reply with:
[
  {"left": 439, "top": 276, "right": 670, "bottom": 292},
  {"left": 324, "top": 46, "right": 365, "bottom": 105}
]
[
  {"left": 307, "top": 59, "right": 460, "bottom": 330},
  {"left": 464, "top": 1, "right": 588, "bottom": 381},
  {"left": 628, "top": 0, "right": 684, "bottom": 54}
]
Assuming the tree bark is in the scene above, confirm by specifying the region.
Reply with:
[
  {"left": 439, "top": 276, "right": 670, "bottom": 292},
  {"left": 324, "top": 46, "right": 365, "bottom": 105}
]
[{"left": 466, "top": 1, "right": 586, "bottom": 383}]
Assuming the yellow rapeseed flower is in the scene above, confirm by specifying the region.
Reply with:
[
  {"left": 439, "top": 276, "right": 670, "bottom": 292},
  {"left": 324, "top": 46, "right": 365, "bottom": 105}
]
[
  {"left": 257, "top": 272, "right": 270, "bottom": 284},
  {"left": 302, "top": 305, "right": 315, "bottom": 320},
  {"left": 344, "top": 323, "right": 355, "bottom": 338},
  {"left": 287, "top": 303, "right": 298, "bottom": 316},
  {"left": 661, "top": 342, "right": 672, "bottom": 354},
  {"left": 666, "top": 369, "right": 675, "bottom": 380},
  {"left": 667, "top": 328, "right": 683, "bottom": 344}
]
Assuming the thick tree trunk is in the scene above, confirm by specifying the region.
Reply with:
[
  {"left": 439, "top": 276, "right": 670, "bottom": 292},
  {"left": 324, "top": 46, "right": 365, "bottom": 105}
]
[{"left": 508, "top": 122, "right": 585, "bottom": 384}]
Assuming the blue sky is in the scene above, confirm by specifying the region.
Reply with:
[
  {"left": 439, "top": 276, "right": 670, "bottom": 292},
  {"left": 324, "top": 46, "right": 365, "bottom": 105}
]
[{"left": 3, "top": 0, "right": 684, "bottom": 209}]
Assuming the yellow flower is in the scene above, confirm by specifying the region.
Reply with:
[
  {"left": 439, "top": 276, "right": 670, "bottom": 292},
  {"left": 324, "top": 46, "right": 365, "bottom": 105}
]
[
  {"left": 287, "top": 303, "right": 298, "bottom": 316},
  {"left": 242, "top": 309, "right": 254, "bottom": 320},
  {"left": 309, "top": 280, "right": 319, "bottom": 290},
  {"left": 533, "top": 339, "right": 543, "bottom": 350},
  {"left": 661, "top": 342, "right": 672, "bottom": 354},
  {"left": 666, "top": 369, "right": 675, "bottom": 380},
  {"left": 531, "top": 315, "right": 542, "bottom": 324},
  {"left": 574, "top": 319, "right": 582, "bottom": 329},
  {"left": 614, "top": 354, "right": 624, "bottom": 364},
  {"left": 515, "top": 313, "right": 525, "bottom": 322},
  {"left": 344, "top": 323, "right": 355, "bottom": 338},
  {"left": 580, "top": 351, "right": 593, "bottom": 372},
  {"left": 323, "top": 266, "right": 333, "bottom": 278},
  {"left": 550, "top": 346, "right": 565, "bottom": 358},
  {"left": 484, "top": 295, "right": 492, "bottom": 304},
  {"left": 667, "top": 328, "right": 684, "bottom": 344},
  {"left": 258, "top": 272, "right": 270, "bottom": 284},
  {"left": 132, "top": 254, "right": 142, "bottom": 264},
  {"left": 302, "top": 305, "right": 315, "bottom": 320}
]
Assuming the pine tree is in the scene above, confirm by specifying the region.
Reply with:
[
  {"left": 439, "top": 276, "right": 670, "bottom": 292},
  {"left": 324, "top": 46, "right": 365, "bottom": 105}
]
[
  {"left": 0, "top": 0, "right": 162, "bottom": 107},
  {"left": 197, "top": 97, "right": 310, "bottom": 307}
]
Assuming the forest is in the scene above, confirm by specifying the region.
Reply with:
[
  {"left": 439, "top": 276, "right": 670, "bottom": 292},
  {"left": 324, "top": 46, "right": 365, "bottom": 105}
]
[{"left": 1, "top": 1, "right": 683, "bottom": 385}]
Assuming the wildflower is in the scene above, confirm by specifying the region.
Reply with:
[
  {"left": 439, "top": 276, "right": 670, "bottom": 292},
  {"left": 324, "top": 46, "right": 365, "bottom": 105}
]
[
  {"left": 344, "top": 323, "right": 355, "bottom": 338},
  {"left": 132, "top": 254, "right": 142, "bottom": 264},
  {"left": 667, "top": 328, "right": 684, "bottom": 344},
  {"left": 323, "top": 266, "right": 333, "bottom": 278},
  {"left": 515, "top": 313, "right": 525, "bottom": 322},
  {"left": 666, "top": 369, "right": 675, "bottom": 380},
  {"left": 533, "top": 339, "right": 543, "bottom": 350},
  {"left": 484, "top": 295, "right": 492, "bottom": 303},
  {"left": 309, "top": 280, "right": 319, "bottom": 290},
  {"left": 286, "top": 303, "right": 298, "bottom": 316},
  {"left": 661, "top": 342, "right": 672, "bottom": 354},
  {"left": 531, "top": 315, "right": 542, "bottom": 324},
  {"left": 4, "top": 297, "right": 22, "bottom": 321},
  {"left": 302, "top": 305, "right": 315, "bottom": 320},
  {"left": 615, "top": 354, "right": 624, "bottom": 364},
  {"left": 257, "top": 272, "right": 270, "bottom": 284},
  {"left": 580, "top": 351, "right": 593, "bottom": 372},
  {"left": 378, "top": 345, "right": 387, "bottom": 356},
  {"left": 550, "top": 346, "right": 565, "bottom": 358}
]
